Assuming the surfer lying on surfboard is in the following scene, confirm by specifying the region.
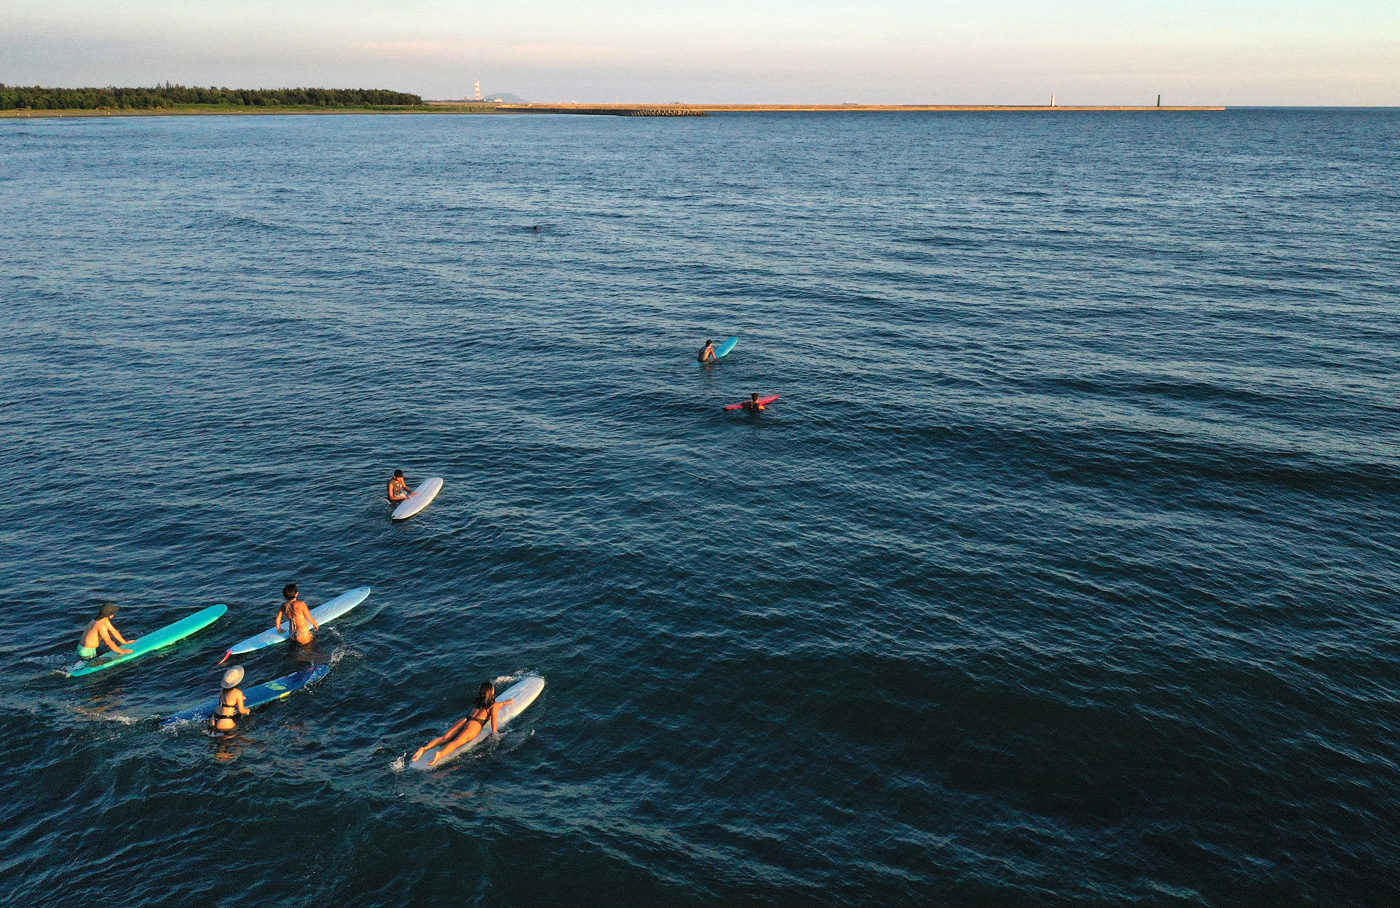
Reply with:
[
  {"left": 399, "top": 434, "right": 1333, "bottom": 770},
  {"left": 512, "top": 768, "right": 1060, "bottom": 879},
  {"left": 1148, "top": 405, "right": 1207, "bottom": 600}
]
[
  {"left": 412, "top": 681, "right": 516, "bottom": 767},
  {"left": 387, "top": 470, "right": 413, "bottom": 506},
  {"left": 77, "top": 603, "right": 133, "bottom": 660},
  {"left": 275, "top": 584, "right": 321, "bottom": 646}
]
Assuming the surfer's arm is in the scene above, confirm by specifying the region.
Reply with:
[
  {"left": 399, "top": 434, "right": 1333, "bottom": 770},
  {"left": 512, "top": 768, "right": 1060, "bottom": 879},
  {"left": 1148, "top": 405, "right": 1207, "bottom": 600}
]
[
  {"left": 275, "top": 608, "right": 286, "bottom": 632},
  {"left": 233, "top": 691, "right": 250, "bottom": 716},
  {"left": 99, "top": 624, "right": 133, "bottom": 654},
  {"left": 303, "top": 604, "right": 320, "bottom": 630},
  {"left": 489, "top": 700, "right": 515, "bottom": 734}
]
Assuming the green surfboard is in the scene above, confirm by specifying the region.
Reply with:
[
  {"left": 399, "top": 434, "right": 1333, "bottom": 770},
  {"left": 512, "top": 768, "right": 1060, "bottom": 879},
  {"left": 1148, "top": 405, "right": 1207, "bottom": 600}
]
[{"left": 68, "top": 605, "right": 228, "bottom": 677}]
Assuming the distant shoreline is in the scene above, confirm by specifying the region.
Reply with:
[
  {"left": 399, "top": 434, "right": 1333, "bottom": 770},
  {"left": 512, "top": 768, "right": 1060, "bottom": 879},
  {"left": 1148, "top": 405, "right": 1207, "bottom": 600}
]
[{"left": 1, "top": 102, "right": 1225, "bottom": 119}]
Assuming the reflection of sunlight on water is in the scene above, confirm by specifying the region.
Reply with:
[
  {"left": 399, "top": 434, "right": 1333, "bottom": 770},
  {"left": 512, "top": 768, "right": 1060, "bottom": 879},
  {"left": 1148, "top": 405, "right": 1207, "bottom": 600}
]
[
  {"left": 70, "top": 685, "right": 144, "bottom": 724},
  {"left": 212, "top": 731, "right": 253, "bottom": 764}
]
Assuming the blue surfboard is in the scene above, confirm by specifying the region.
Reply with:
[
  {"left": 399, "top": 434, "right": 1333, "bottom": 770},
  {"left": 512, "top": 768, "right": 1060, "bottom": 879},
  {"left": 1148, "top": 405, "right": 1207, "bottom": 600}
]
[
  {"left": 697, "top": 337, "right": 738, "bottom": 365},
  {"left": 162, "top": 665, "right": 330, "bottom": 726}
]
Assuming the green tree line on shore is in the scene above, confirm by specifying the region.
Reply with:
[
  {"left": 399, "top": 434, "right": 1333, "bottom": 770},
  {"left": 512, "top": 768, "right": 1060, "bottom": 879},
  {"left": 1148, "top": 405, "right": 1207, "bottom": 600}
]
[{"left": 0, "top": 84, "right": 423, "bottom": 110}]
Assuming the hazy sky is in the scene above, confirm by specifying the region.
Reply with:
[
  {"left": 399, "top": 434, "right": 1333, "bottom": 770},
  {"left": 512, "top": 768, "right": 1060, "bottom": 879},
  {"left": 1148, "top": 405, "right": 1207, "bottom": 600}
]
[{"left": 2, "top": 0, "right": 1397, "bottom": 104}]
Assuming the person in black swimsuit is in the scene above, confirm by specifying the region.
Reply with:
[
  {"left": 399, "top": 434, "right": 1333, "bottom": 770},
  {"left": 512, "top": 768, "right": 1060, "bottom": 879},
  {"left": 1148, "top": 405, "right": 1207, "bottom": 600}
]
[
  {"left": 212, "top": 665, "right": 251, "bottom": 731},
  {"left": 412, "top": 681, "right": 516, "bottom": 767}
]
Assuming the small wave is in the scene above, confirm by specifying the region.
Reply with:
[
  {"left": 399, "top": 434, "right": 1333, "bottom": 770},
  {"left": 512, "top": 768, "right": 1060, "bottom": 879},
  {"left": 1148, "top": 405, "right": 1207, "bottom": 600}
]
[
  {"left": 328, "top": 644, "right": 362, "bottom": 667},
  {"left": 390, "top": 754, "right": 406, "bottom": 773}
]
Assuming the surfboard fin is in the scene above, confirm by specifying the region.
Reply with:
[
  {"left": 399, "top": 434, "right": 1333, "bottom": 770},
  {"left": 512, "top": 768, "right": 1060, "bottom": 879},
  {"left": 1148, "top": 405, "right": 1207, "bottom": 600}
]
[{"left": 217, "top": 649, "right": 232, "bottom": 665}]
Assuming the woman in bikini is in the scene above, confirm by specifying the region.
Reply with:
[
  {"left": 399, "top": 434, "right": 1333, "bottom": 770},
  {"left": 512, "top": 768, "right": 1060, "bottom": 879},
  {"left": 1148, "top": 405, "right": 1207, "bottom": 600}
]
[
  {"left": 413, "top": 681, "right": 516, "bottom": 767},
  {"left": 212, "top": 665, "right": 251, "bottom": 731},
  {"left": 275, "top": 583, "right": 320, "bottom": 646}
]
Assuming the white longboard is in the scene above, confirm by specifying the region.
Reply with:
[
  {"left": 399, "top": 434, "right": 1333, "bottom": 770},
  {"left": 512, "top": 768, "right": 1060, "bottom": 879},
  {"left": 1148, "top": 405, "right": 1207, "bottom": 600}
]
[
  {"left": 411, "top": 676, "right": 545, "bottom": 770},
  {"left": 220, "top": 586, "right": 372, "bottom": 661},
  {"left": 392, "top": 477, "right": 443, "bottom": 521}
]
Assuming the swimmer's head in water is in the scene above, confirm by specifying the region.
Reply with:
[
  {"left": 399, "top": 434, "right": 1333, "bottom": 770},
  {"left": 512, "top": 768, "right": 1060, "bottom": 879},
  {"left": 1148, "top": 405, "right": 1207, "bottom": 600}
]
[
  {"left": 282, "top": 583, "right": 298, "bottom": 600},
  {"left": 98, "top": 603, "right": 118, "bottom": 619},
  {"left": 474, "top": 681, "right": 497, "bottom": 710},
  {"left": 222, "top": 665, "right": 245, "bottom": 689}
]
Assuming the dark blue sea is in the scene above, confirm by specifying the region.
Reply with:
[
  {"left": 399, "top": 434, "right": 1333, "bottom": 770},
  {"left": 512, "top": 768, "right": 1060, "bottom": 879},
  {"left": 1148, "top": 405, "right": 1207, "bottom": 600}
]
[{"left": 2, "top": 109, "right": 1398, "bottom": 907}]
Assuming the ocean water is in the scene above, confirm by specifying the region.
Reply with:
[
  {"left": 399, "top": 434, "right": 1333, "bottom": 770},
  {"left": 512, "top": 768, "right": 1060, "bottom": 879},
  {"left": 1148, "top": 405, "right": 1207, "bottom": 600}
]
[{"left": 1, "top": 109, "right": 1398, "bottom": 907}]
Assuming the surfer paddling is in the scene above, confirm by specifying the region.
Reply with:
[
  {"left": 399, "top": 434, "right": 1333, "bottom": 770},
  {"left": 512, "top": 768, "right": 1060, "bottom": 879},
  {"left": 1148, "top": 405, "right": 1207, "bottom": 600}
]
[
  {"left": 212, "top": 666, "right": 251, "bottom": 731},
  {"left": 77, "top": 603, "right": 133, "bottom": 660},
  {"left": 276, "top": 583, "right": 320, "bottom": 646},
  {"left": 387, "top": 470, "right": 413, "bottom": 506},
  {"left": 413, "top": 681, "right": 515, "bottom": 767}
]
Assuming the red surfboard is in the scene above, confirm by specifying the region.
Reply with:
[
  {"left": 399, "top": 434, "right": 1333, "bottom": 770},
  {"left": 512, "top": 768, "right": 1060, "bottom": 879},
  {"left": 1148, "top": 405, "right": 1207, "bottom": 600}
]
[{"left": 724, "top": 394, "right": 779, "bottom": 411}]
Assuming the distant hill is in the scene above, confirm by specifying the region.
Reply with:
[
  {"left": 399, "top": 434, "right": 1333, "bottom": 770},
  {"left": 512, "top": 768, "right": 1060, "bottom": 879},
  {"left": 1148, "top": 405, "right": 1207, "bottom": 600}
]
[{"left": 484, "top": 93, "right": 527, "bottom": 104}]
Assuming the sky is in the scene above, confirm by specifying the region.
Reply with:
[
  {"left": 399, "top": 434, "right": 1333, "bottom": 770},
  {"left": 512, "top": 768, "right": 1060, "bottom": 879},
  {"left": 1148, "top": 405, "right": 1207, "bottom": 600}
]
[{"left": 2, "top": 0, "right": 1397, "bottom": 105}]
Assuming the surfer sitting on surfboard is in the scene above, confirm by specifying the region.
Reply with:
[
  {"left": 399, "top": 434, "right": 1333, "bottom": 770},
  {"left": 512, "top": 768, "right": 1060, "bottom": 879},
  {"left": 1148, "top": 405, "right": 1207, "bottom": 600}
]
[
  {"left": 413, "top": 681, "right": 516, "bottom": 768},
  {"left": 387, "top": 470, "right": 413, "bottom": 506},
  {"left": 275, "top": 584, "right": 321, "bottom": 646},
  {"left": 741, "top": 393, "right": 767, "bottom": 411},
  {"left": 78, "top": 603, "right": 133, "bottom": 660},
  {"left": 697, "top": 339, "right": 716, "bottom": 363},
  {"left": 212, "top": 666, "right": 251, "bottom": 731}
]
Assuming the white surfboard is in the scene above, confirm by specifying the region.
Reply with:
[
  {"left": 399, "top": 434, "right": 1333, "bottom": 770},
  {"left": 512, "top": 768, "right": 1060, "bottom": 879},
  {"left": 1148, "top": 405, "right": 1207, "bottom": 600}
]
[
  {"left": 411, "top": 675, "right": 545, "bottom": 770},
  {"left": 392, "top": 477, "right": 443, "bottom": 521},
  {"left": 220, "top": 586, "right": 372, "bottom": 661}
]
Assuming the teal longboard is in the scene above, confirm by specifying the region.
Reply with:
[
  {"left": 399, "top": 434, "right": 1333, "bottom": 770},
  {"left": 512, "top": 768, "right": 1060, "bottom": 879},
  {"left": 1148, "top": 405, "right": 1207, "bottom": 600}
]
[
  {"left": 161, "top": 665, "right": 330, "bottom": 726},
  {"left": 220, "top": 587, "right": 371, "bottom": 663},
  {"left": 67, "top": 605, "right": 228, "bottom": 677}
]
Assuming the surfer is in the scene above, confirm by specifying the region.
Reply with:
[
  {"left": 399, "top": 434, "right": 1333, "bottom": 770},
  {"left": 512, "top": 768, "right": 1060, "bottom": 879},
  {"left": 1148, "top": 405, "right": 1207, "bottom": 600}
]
[
  {"left": 78, "top": 603, "right": 133, "bottom": 659},
  {"left": 212, "top": 666, "right": 251, "bottom": 731},
  {"left": 742, "top": 393, "right": 767, "bottom": 412},
  {"left": 387, "top": 470, "right": 413, "bottom": 506},
  {"left": 697, "top": 339, "right": 717, "bottom": 363},
  {"left": 275, "top": 583, "right": 321, "bottom": 646},
  {"left": 413, "top": 681, "right": 516, "bottom": 767}
]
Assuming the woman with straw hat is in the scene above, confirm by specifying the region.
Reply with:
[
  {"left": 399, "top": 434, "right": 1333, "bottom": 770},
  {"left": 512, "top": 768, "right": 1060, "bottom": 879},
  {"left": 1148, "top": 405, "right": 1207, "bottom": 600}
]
[{"left": 212, "top": 665, "right": 251, "bottom": 731}]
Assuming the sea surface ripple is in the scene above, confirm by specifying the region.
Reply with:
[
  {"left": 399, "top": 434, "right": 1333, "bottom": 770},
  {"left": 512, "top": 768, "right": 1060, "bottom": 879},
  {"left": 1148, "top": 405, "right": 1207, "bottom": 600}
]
[{"left": 1, "top": 109, "right": 1398, "bottom": 907}]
